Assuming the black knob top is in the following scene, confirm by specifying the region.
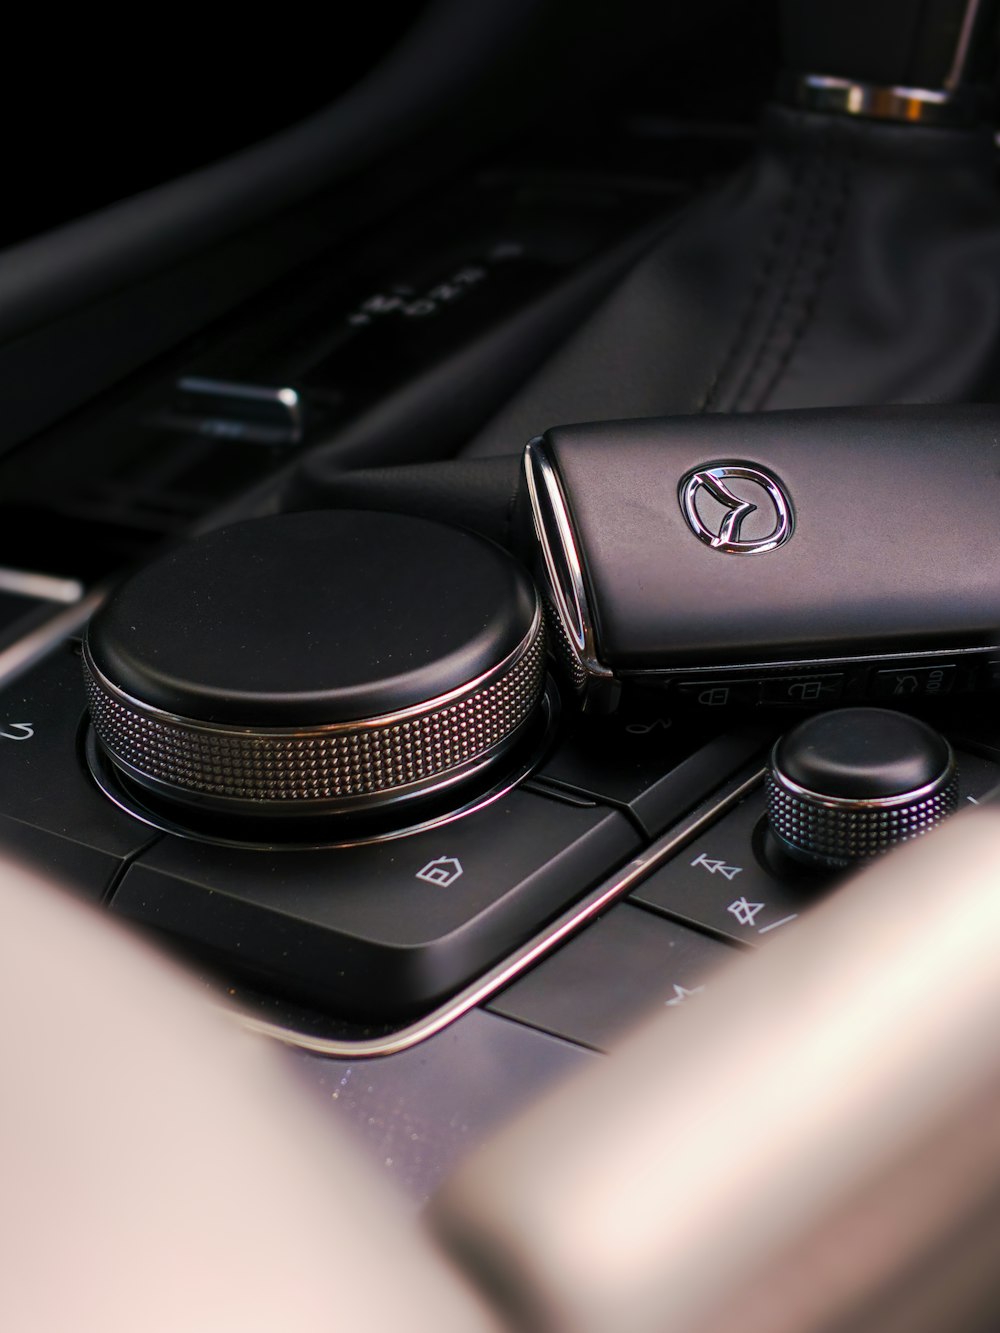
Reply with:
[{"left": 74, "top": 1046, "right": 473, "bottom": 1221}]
[
  {"left": 88, "top": 510, "right": 537, "bottom": 725},
  {"left": 767, "top": 707, "right": 958, "bottom": 868},
  {"left": 773, "top": 708, "right": 953, "bottom": 801},
  {"left": 84, "top": 510, "right": 545, "bottom": 821}
]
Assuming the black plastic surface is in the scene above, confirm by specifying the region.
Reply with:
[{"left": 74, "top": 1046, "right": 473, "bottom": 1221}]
[
  {"left": 0, "top": 817, "right": 123, "bottom": 905},
  {"left": 0, "top": 644, "right": 157, "bottom": 887},
  {"left": 779, "top": 0, "right": 984, "bottom": 89},
  {"left": 109, "top": 787, "right": 640, "bottom": 1018},
  {"left": 538, "top": 711, "right": 772, "bottom": 838},
  {"left": 773, "top": 708, "right": 952, "bottom": 800},
  {"left": 544, "top": 406, "right": 1000, "bottom": 670},
  {"left": 0, "top": 591, "right": 66, "bottom": 652},
  {"left": 87, "top": 510, "right": 537, "bottom": 725},
  {"left": 0, "top": 590, "right": 45, "bottom": 635},
  {"left": 631, "top": 792, "right": 813, "bottom": 946},
  {"left": 489, "top": 902, "right": 734, "bottom": 1051}
]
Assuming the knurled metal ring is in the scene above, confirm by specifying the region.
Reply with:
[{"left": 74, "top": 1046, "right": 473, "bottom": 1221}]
[
  {"left": 83, "top": 609, "right": 546, "bottom": 819},
  {"left": 766, "top": 758, "right": 959, "bottom": 868}
]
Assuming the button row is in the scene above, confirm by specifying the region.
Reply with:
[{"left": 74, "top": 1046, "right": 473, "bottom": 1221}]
[
  {"left": 488, "top": 745, "right": 1000, "bottom": 1051},
  {"left": 0, "top": 642, "right": 770, "bottom": 1023},
  {"left": 661, "top": 657, "right": 983, "bottom": 709},
  {"left": 8, "top": 639, "right": 994, "bottom": 1043}
]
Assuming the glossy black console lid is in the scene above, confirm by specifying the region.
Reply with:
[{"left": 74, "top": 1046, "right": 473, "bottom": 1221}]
[{"left": 526, "top": 405, "right": 1000, "bottom": 702}]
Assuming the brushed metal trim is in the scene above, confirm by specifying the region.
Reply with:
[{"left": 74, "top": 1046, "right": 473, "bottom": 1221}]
[
  {"left": 793, "top": 74, "right": 966, "bottom": 125},
  {"left": 944, "top": 0, "right": 986, "bottom": 91},
  {"left": 223, "top": 757, "right": 768, "bottom": 1056},
  {"left": 623, "top": 641, "right": 1000, "bottom": 679}
]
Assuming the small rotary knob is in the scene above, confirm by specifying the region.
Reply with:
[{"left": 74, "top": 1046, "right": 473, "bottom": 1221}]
[
  {"left": 766, "top": 707, "right": 959, "bottom": 869},
  {"left": 83, "top": 510, "right": 545, "bottom": 829}
]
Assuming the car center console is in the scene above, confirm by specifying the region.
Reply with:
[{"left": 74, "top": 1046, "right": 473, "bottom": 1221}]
[
  {"left": 4, "top": 610, "right": 1000, "bottom": 1058},
  {"left": 3, "top": 116, "right": 1000, "bottom": 1199}
]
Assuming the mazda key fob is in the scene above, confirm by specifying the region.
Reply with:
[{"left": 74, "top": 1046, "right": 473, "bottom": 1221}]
[{"left": 525, "top": 405, "right": 1000, "bottom": 712}]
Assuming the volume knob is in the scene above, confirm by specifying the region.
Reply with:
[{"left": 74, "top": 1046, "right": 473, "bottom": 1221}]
[
  {"left": 83, "top": 510, "right": 546, "bottom": 829},
  {"left": 766, "top": 707, "right": 959, "bottom": 869}
]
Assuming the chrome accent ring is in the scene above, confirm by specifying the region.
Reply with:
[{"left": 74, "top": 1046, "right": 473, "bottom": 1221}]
[
  {"left": 766, "top": 743, "right": 959, "bottom": 866},
  {"left": 524, "top": 437, "right": 617, "bottom": 709},
  {"left": 83, "top": 603, "right": 546, "bottom": 817}
]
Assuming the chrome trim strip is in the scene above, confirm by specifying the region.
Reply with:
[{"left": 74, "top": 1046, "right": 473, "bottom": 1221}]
[
  {"left": 0, "top": 568, "right": 85, "bottom": 603},
  {"left": 944, "top": 0, "right": 985, "bottom": 91},
  {"left": 83, "top": 597, "right": 543, "bottom": 740},
  {"left": 793, "top": 74, "right": 966, "bottom": 126},
  {"left": 623, "top": 641, "right": 1000, "bottom": 679},
  {"left": 224, "top": 757, "right": 767, "bottom": 1056},
  {"left": 524, "top": 437, "right": 614, "bottom": 701},
  {"left": 0, "top": 587, "right": 107, "bottom": 689},
  {"left": 768, "top": 739, "right": 957, "bottom": 812}
]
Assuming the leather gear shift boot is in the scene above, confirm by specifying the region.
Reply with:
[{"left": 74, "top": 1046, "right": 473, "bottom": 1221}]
[{"left": 463, "top": 104, "right": 1000, "bottom": 456}]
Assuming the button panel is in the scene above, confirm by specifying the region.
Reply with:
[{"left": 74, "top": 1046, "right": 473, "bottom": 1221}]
[
  {"left": 630, "top": 743, "right": 1000, "bottom": 947},
  {"left": 110, "top": 788, "right": 640, "bottom": 1020},
  {"left": 3, "top": 631, "right": 998, "bottom": 1040},
  {"left": 627, "top": 652, "right": 995, "bottom": 709},
  {"left": 630, "top": 791, "right": 809, "bottom": 946},
  {"left": 0, "top": 639, "right": 762, "bottom": 1022},
  {"left": 489, "top": 903, "right": 734, "bottom": 1051}
]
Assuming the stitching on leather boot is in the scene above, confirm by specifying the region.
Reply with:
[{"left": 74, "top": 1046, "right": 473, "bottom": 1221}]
[
  {"left": 698, "top": 154, "right": 801, "bottom": 414},
  {"left": 750, "top": 133, "right": 856, "bottom": 410},
  {"left": 730, "top": 125, "right": 853, "bottom": 411}
]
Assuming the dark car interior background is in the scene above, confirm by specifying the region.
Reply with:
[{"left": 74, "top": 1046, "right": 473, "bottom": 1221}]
[{"left": 3, "top": 2, "right": 1000, "bottom": 1328}]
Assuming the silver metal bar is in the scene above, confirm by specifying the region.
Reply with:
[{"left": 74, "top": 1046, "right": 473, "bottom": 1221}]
[
  {"left": 0, "top": 588, "right": 107, "bottom": 690},
  {"left": 0, "top": 568, "right": 84, "bottom": 604},
  {"left": 229, "top": 760, "right": 767, "bottom": 1057},
  {"left": 944, "top": 0, "right": 986, "bottom": 91}
]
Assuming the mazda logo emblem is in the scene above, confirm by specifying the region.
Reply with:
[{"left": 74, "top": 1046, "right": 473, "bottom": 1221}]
[{"left": 678, "top": 462, "right": 793, "bottom": 555}]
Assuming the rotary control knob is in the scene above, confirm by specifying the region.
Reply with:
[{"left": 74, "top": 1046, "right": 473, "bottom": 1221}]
[
  {"left": 766, "top": 707, "right": 959, "bottom": 869},
  {"left": 83, "top": 510, "right": 546, "bottom": 833}
]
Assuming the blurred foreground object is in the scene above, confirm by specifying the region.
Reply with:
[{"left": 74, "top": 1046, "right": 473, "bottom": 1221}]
[
  {"left": 0, "top": 857, "right": 498, "bottom": 1333},
  {"left": 431, "top": 801, "right": 1000, "bottom": 1333},
  {"left": 7, "top": 781, "right": 1000, "bottom": 1330}
]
